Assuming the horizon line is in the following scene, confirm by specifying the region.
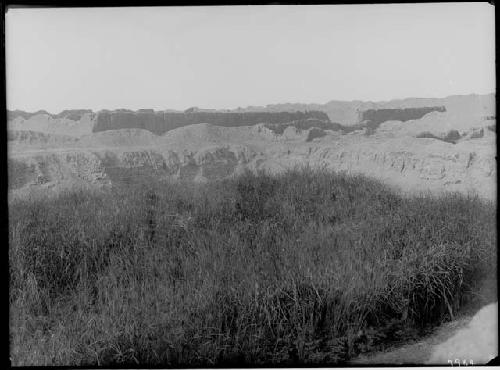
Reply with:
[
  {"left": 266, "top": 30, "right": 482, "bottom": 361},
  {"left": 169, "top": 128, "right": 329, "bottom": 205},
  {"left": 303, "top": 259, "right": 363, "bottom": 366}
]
[{"left": 7, "top": 91, "right": 496, "bottom": 116}]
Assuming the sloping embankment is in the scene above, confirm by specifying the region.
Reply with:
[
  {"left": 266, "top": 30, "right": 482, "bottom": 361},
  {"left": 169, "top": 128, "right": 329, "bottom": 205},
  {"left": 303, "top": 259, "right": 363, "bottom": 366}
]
[{"left": 8, "top": 128, "right": 496, "bottom": 201}]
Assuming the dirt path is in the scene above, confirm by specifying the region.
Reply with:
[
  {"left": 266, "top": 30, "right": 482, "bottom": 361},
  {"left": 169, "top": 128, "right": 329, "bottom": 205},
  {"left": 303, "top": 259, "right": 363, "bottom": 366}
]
[
  {"left": 351, "top": 302, "right": 497, "bottom": 365},
  {"left": 427, "top": 302, "right": 497, "bottom": 364},
  {"left": 351, "top": 279, "right": 498, "bottom": 365}
]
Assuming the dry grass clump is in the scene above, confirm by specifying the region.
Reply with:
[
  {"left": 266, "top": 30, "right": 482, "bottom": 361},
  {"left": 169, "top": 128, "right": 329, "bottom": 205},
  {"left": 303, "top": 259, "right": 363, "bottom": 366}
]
[{"left": 9, "top": 168, "right": 496, "bottom": 366}]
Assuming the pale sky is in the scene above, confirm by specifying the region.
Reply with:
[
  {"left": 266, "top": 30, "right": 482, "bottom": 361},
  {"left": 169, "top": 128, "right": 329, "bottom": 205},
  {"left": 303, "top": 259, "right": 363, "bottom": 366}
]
[{"left": 5, "top": 3, "right": 496, "bottom": 113}]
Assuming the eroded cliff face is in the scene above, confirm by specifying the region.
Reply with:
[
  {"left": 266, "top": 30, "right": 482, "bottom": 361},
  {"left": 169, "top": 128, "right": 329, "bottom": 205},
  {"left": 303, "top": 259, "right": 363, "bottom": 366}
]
[
  {"left": 8, "top": 144, "right": 260, "bottom": 192},
  {"left": 308, "top": 139, "right": 495, "bottom": 197},
  {"left": 7, "top": 94, "right": 496, "bottom": 200},
  {"left": 8, "top": 129, "right": 496, "bottom": 200},
  {"left": 8, "top": 151, "right": 108, "bottom": 190}
]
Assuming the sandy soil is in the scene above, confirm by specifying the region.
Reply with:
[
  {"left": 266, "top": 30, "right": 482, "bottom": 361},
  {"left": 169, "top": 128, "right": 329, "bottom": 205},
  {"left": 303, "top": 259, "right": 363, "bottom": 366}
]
[
  {"left": 427, "top": 302, "right": 497, "bottom": 364},
  {"left": 351, "top": 303, "right": 497, "bottom": 365},
  {"left": 351, "top": 278, "right": 498, "bottom": 365}
]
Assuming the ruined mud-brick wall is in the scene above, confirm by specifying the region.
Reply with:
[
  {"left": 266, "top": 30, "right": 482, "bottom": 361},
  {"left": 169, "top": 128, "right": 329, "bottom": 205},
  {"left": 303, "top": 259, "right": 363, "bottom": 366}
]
[{"left": 93, "top": 110, "right": 331, "bottom": 135}]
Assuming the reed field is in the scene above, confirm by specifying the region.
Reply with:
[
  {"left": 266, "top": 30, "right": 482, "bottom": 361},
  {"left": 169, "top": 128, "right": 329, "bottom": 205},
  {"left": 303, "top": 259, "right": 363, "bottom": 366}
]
[{"left": 9, "top": 168, "right": 497, "bottom": 366}]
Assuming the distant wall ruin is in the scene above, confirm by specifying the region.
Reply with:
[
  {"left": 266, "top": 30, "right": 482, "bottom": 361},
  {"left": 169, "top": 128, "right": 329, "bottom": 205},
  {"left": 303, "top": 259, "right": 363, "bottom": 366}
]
[
  {"left": 93, "top": 110, "right": 331, "bottom": 135},
  {"left": 359, "top": 106, "right": 446, "bottom": 127}
]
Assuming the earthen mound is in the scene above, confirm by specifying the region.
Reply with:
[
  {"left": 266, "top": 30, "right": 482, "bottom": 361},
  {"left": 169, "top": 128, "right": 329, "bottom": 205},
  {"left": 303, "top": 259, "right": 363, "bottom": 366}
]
[
  {"left": 8, "top": 130, "right": 79, "bottom": 148},
  {"left": 78, "top": 129, "right": 159, "bottom": 148}
]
